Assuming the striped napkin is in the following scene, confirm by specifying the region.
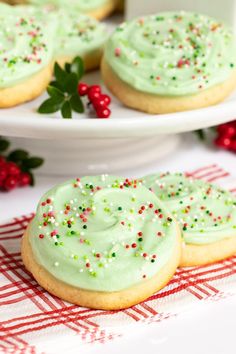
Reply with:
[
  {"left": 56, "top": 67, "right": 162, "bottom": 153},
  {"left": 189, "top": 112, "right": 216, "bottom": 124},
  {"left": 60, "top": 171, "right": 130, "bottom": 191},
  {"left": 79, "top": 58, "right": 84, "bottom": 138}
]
[{"left": 1, "top": 164, "right": 236, "bottom": 354}]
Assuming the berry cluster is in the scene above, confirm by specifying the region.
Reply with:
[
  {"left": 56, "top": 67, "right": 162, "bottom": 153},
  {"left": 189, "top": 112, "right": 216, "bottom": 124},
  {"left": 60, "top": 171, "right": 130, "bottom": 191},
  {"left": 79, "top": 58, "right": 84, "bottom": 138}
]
[
  {"left": 0, "top": 157, "right": 31, "bottom": 191},
  {"left": 215, "top": 121, "right": 236, "bottom": 153},
  {"left": 78, "top": 83, "right": 111, "bottom": 118},
  {"left": 0, "top": 137, "right": 44, "bottom": 192}
]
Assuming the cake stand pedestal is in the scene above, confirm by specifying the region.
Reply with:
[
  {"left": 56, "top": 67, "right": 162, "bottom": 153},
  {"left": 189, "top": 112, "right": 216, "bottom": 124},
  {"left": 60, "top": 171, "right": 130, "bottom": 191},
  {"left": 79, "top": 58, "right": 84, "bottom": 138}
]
[{"left": 8, "top": 135, "right": 180, "bottom": 176}]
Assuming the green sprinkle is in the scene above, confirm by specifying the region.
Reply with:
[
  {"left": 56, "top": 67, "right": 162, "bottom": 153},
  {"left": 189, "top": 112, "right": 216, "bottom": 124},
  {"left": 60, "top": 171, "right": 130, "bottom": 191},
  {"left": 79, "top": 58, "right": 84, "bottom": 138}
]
[
  {"left": 112, "top": 252, "right": 116, "bottom": 257},
  {"left": 156, "top": 16, "right": 164, "bottom": 21},
  {"left": 90, "top": 271, "right": 97, "bottom": 277},
  {"left": 138, "top": 237, "right": 143, "bottom": 242},
  {"left": 151, "top": 259, "right": 155, "bottom": 263},
  {"left": 83, "top": 225, "right": 87, "bottom": 229},
  {"left": 118, "top": 206, "right": 122, "bottom": 211}
]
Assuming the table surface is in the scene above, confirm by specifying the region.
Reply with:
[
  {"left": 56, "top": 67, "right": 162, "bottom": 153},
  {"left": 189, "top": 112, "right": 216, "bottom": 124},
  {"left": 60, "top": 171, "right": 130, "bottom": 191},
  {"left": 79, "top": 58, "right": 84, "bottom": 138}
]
[{"left": 1, "top": 133, "right": 236, "bottom": 354}]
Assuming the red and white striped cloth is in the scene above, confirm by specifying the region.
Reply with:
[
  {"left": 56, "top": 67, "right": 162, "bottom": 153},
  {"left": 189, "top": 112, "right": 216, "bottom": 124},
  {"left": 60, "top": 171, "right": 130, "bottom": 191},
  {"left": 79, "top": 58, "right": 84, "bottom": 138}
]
[{"left": 1, "top": 164, "right": 236, "bottom": 354}]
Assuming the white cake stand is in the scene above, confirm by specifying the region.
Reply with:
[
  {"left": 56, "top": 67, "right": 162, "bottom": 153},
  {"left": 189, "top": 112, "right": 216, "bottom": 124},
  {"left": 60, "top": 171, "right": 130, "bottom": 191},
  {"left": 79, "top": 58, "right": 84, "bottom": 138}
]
[{"left": 0, "top": 68, "right": 236, "bottom": 176}]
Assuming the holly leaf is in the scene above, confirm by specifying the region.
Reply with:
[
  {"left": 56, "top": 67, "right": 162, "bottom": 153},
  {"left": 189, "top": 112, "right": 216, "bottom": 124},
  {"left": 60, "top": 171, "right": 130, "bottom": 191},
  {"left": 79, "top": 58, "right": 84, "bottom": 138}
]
[
  {"left": 70, "top": 93, "right": 84, "bottom": 113},
  {"left": 65, "top": 63, "right": 71, "bottom": 74},
  {"left": 38, "top": 98, "right": 64, "bottom": 114},
  {"left": 23, "top": 157, "right": 44, "bottom": 169},
  {"left": 47, "top": 85, "right": 64, "bottom": 100},
  {"left": 70, "top": 56, "right": 84, "bottom": 80},
  {"left": 194, "top": 129, "right": 205, "bottom": 141},
  {"left": 0, "top": 138, "right": 10, "bottom": 152},
  {"left": 61, "top": 101, "right": 72, "bottom": 118},
  {"left": 50, "top": 80, "right": 65, "bottom": 92},
  {"left": 8, "top": 149, "right": 29, "bottom": 162},
  {"left": 64, "top": 73, "right": 78, "bottom": 94},
  {"left": 54, "top": 62, "right": 68, "bottom": 87}
]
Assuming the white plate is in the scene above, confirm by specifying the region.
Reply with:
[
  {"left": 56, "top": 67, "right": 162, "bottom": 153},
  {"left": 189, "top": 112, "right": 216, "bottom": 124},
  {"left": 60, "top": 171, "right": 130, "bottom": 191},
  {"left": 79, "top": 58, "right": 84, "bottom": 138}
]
[{"left": 0, "top": 73, "right": 236, "bottom": 140}]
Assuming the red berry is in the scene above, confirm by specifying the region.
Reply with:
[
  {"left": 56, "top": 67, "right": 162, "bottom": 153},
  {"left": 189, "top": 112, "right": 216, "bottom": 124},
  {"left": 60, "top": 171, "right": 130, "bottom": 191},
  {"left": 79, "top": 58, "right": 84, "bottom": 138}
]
[
  {"left": 100, "top": 94, "right": 111, "bottom": 106},
  {"left": 88, "top": 90, "right": 101, "bottom": 102},
  {"left": 96, "top": 107, "right": 111, "bottom": 119},
  {"left": 0, "top": 156, "right": 6, "bottom": 167},
  {"left": 19, "top": 172, "right": 31, "bottom": 187},
  {"left": 6, "top": 162, "right": 21, "bottom": 177},
  {"left": 78, "top": 82, "right": 89, "bottom": 96},
  {"left": 4, "top": 176, "right": 18, "bottom": 191},
  {"left": 229, "top": 139, "right": 236, "bottom": 152},
  {"left": 92, "top": 97, "right": 107, "bottom": 109},
  {"left": 0, "top": 167, "right": 7, "bottom": 182},
  {"left": 215, "top": 137, "right": 231, "bottom": 149},
  {"left": 88, "top": 85, "right": 101, "bottom": 94}
]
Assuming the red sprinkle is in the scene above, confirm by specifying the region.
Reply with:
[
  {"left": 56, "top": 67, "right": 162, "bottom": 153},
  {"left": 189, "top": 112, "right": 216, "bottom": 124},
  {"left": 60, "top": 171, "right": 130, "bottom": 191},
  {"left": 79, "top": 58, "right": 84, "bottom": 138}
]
[{"left": 131, "top": 243, "right": 137, "bottom": 248}]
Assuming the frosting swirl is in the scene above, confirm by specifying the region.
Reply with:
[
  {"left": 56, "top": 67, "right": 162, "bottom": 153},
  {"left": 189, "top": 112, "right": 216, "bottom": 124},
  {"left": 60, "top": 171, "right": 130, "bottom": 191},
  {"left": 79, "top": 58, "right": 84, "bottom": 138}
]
[
  {"left": 55, "top": 10, "right": 108, "bottom": 59},
  {"left": 104, "top": 12, "right": 236, "bottom": 96},
  {"left": 0, "top": 4, "right": 57, "bottom": 88},
  {"left": 142, "top": 173, "right": 236, "bottom": 245},
  {"left": 29, "top": 175, "right": 178, "bottom": 292}
]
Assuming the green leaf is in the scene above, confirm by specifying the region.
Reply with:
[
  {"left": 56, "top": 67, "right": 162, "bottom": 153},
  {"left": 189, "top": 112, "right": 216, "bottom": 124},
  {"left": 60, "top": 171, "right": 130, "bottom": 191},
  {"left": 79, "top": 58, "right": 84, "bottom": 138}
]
[
  {"left": 47, "top": 85, "right": 64, "bottom": 100},
  {"left": 0, "top": 138, "right": 10, "bottom": 152},
  {"left": 65, "top": 63, "right": 71, "bottom": 74},
  {"left": 38, "top": 98, "right": 64, "bottom": 114},
  {"left": 50, "top": 80, "right": 65, "bottom": 92},
  {"left": 54, "top": 62, "right": 68, "bottom": 86},
  {"left": 61, "top": 101, "right": 72, "bottom": 118},
  {"left": 8, "top": 149, "right": 29, "bottom": 162},
  {"left": 23, "top": 157, "right": 44, "bottom": 169},
  {"left": 64, "top": 73, "right": 78, "bottom": 94},
  {"left": 70, "top": 93, "right": 84, "bottom": 113},
  {"left": 70, "top": 56, "right": 84, "bottom": 80},
  {"left": 194, "top": 129, "right": 205, "bottom": 141}
]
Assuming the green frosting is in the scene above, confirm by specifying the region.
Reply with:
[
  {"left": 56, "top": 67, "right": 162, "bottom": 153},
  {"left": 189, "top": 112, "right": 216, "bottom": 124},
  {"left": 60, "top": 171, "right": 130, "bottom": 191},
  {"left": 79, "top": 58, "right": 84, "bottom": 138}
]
[
  {"left": 29, "top": 175, "right": 178, "bottom": 292},
  {"left": 142, "top": 173, "right": 236, "bottom": 245},
  {"left": 55, "top": 10, "right": 108, "bottom": 59},
  {"left": 28, "top": 0, "right": 109, "bottom": 12},
  {"left": 0, "top": 3, "right": 108, "bottom": 88},
  {"left": 0, "top": 4, "right": 57, "bottom": 88},
  {"left": 104, "top": 12, "right": 236, "bottom": 96}
]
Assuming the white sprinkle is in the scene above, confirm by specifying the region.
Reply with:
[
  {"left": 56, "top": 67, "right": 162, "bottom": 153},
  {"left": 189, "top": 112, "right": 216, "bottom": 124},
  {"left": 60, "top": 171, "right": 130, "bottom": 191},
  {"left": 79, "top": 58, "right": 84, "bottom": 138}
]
[{"left": 54, "top": 262, "right": 59, "bottom": 267}]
